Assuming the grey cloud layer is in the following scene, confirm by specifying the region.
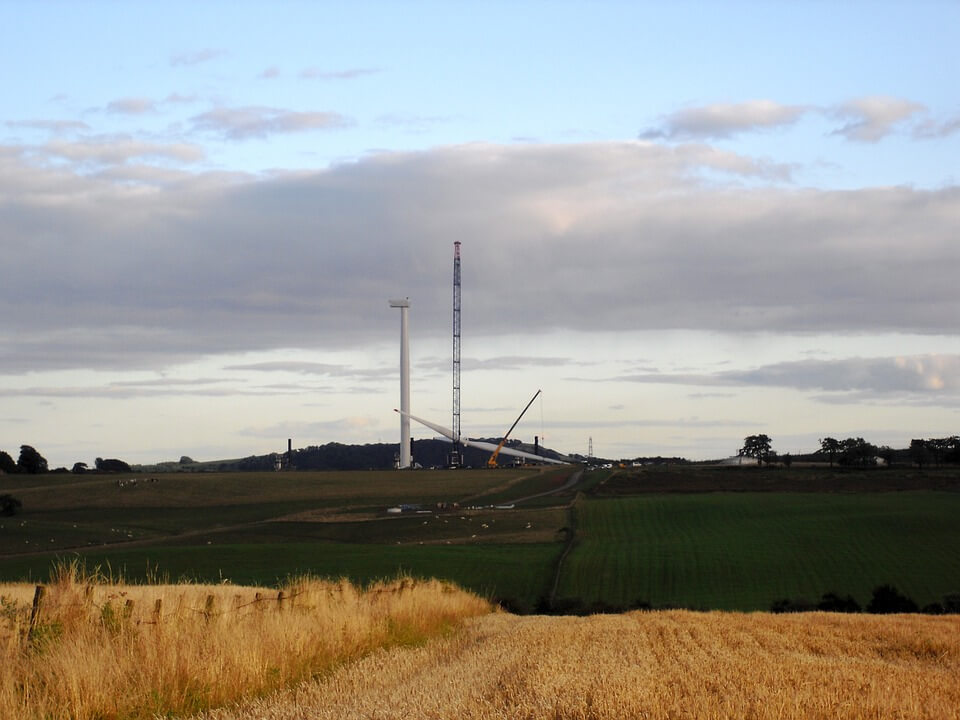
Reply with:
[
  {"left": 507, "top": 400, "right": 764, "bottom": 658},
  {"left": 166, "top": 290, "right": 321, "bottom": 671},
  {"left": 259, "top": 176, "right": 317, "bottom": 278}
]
[
  {"left": 620, "top": 355, "right": 960, "bottom": 399},
  {"left": 2, "top": 142, "right": 958, "bottom": 373}
]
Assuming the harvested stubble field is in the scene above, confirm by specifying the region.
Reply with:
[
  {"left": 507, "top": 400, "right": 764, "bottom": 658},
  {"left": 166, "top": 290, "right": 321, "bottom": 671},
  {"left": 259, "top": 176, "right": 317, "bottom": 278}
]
[{"left": 197, "top": 610, "right": 960, "bottom": 720}]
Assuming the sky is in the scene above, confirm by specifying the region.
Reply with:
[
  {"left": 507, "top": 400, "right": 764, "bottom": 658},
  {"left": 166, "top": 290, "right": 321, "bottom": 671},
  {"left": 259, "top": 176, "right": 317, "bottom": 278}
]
[{"left": 2, "top": 0, "right": 959, "bottom": 468}]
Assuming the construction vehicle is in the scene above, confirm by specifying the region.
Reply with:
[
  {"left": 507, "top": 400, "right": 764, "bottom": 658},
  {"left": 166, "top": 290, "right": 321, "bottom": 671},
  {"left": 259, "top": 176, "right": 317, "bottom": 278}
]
[{"left": 488, "top": 389, "right": 542, "bottom": 468}]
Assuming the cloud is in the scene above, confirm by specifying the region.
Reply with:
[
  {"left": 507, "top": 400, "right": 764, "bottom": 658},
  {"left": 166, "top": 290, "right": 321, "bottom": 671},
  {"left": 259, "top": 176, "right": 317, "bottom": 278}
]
[
  {"left": 225, "top": 361, "right": 348, "bottom": 375},
  {"left": 641, "top": 96, "right": 937, "bottom": 144},
  {"left": 830, "top": 96, "right": 926, "bottom": 142},
  {"left": 618, "top": 354, "right": 960, "bottom": 397},
  {"left": 190, "top": 106, "right": 352, "bottom": 139},
  {"left": 6, "top": 119, "right": 90, "bottom": 134},
  {"left": 259, "top": 66, "right": 280, "bottom": 79},
  {"left": 1, "top": 142, "right": 958, "bottom": 374},
  {"left": 170, "top": 49, "right": 224, "bottom": 67},
  {"left": 913, "top": 114, "right": 960, "bottom": 139},
  {"left": 106, "top": 97, "right": 158, "bottom": 115},
  {"left": 0, "top": 379, "right": 285, "bottom": 400},
  {"left": 641, "top": 100, "right": 809, "bottom": 140},
  {"left": 299, "top": 67, "right": 380, "bottom": 80},
  {"left": 418, "top": 356, "right": 582, "bottom": 373},
  {"left": 40, "top": 137, "right": 206, "bottom": 166}
]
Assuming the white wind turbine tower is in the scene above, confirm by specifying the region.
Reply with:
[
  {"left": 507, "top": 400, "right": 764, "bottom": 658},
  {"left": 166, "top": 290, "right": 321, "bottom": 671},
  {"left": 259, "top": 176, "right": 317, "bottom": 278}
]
[{"left": 389, "top": 297, "right": 411, "bottom": 469}]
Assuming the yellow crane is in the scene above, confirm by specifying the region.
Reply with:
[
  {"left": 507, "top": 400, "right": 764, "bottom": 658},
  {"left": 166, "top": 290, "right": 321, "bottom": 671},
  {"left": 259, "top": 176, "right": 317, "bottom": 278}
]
[{"left": 488, "top": 389, "right": 542, "bottom": 468}]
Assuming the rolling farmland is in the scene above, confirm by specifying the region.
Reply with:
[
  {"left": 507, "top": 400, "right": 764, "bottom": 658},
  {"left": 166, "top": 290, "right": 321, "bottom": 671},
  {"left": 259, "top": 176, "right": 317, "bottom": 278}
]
[
  {"left": 558, "top": 492, "right": 960, "bottom": 610},
  {"left": 1, "top": 467, "right": 959, "bottom": 612}
]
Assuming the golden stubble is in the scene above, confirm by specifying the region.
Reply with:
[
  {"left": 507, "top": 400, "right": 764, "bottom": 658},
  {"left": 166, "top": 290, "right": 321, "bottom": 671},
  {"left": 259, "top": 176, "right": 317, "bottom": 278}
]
[{"left": 198, "top": 610, "right": 960, "bottom": 720}]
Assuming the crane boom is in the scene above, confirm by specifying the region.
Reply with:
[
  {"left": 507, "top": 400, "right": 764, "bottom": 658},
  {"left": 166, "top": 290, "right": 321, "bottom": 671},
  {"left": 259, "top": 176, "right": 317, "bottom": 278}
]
[{"left": 488, "top": 389, "right": 542, "bottom": 468}]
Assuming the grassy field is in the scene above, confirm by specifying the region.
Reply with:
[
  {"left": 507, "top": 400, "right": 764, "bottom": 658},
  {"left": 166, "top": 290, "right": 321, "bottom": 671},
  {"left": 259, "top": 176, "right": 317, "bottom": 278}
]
[
  {"left": 3, "top": 466, "right": 960, "bottom": 612},
  {"left": 0, "top": 542, "right": 560, "bottom": 610},
  {"left": 0, "top": 568, "right": 491, "bottom": 720},
  {"left": 558, "top": 491, "right": 960, "bottom": 610}
]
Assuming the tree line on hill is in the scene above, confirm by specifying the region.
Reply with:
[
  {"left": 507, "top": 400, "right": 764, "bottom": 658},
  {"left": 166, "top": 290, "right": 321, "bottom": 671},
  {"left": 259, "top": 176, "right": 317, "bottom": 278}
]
[
  {"left": 214, "top": 438, "right": 565, "bottom": 472},
  {"left": 770, "top": 585, "right": 960, "bottom": 615},
  {"left": 0, "top": 445, "right": 131, "bottom": 475},
  {"left": 737, "top": 434, "right": 960, "bottom": 468},
  {"left": 500, "top": 584, "right": 960, "bottom": 616}
]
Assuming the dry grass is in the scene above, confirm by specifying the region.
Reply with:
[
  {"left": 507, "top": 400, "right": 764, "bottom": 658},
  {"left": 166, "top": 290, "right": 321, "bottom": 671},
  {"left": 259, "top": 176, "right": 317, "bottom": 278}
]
[
  {"left": 197, "top": 610, "right": 960, "bottom": 720},
  {"left": 0, "top": 564, "right": 490, "bottom": 720}
]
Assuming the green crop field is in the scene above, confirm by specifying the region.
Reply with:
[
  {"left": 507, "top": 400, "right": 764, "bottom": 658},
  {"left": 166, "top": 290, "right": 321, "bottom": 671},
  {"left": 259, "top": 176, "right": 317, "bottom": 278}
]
[
  {"left": 0, "top": 542, "right": 561, "bottom": 609},
  {"left": 557, "top": 492, "right": 960, "bottom": 611},
  {"left": 3, "top": 466, "right": 960, "bottom": 613}
]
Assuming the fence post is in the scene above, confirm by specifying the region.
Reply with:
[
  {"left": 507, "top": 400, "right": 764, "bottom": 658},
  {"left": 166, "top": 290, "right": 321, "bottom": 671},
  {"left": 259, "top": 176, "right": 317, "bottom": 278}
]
[
  {"left": 277, "top": 590, "right": 286, "bottom": 611},
  {"left": 28, "top": 585, "right": 46, "bottom": 639},
  {"left": 204, "top": 594, "right": 216, "bottom": 622},
  {"left": 153, "top": 598, "right": 163, "bottom": 624}
]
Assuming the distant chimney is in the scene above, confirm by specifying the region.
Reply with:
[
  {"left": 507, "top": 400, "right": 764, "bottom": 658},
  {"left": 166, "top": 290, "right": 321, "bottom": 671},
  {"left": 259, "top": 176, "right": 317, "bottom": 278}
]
[{"left": 534, "top": 436, "right": 539, "bottom": 455}]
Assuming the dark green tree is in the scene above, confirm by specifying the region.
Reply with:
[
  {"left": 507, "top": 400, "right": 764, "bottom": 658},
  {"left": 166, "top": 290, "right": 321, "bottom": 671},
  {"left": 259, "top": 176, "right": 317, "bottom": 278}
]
[
  {"left": 740, "top": 434, "right": 772, "bottom": 465},
  {"left": 95, "top": 457, "right": 132, "bottom": 473},
  {"left": 71, "top": 462, "right": 88, "bottom": 474},
  {"left": 909, "top": 439, "right": 929, "bottom": 469},
  {"left": 839, "top": 437, "right": 878, "bottom": 467},
  {"left": 867, "top": 584, "right": 918, "bottom": 614},
  {"left": 0, "top": 450, "right": 17, "bottom": 474},
  {"left": 819, "top": 437, "right": 842, "bottom": 467},
  {"left": 17, "top": 445, "right": 48, "bottom": 474}
]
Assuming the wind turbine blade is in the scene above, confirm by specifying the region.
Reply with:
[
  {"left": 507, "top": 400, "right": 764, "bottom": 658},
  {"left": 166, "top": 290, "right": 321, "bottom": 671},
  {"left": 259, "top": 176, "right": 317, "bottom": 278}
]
[
  {"left": 395, "top": 409, "right": 458, "bottom": 442},
  {"left": 461, "top": 437, "right": 565, "bottom": 464},
  {"left": 395, "top": 409, "right": 567, "bottom": 464},
  {"left": 489, "top": 443, "right": 567, "bottom": 465}
]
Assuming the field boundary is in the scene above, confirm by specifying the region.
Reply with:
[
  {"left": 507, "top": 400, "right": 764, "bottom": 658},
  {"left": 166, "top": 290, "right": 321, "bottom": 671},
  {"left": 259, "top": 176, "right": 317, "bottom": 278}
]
[{"left": 548, "top": 493, "right": 581, "bottom": 607}]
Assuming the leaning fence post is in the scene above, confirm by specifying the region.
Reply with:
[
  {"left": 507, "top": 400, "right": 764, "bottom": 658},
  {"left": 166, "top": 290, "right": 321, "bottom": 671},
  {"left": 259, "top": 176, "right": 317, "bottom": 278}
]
[
  {"left": 277, "top": 590, "right": 286, "bottom": 611},
  {"left": 153, "top": 598, "right": 163, "bottom": 623},
  {"left": 28, "top": 585, "right": 46, "bottom": 639},
  {"left": 204, "top": 594, "right": 216, "bottom": 622}
]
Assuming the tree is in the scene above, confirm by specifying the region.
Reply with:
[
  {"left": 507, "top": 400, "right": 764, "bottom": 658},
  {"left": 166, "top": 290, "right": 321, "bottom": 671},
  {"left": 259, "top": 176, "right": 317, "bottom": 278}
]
[
  {"left": 740, "top": 434, "right": 772, "bottom": 465},
  {"left": 95, "top": 457, "right": 132, "bottom": 473},
  {"left": 839, "top": 437, "right": 878, "bottom": 467},
  {"left": 781, "top": 453, "right": 793, "bottom": 468},
  {"left": 909, "top": 439, "right": 929, "bottom": 469},
  {"left": 819, "top": 437, "right": 842, "bottom": 467},
  {"left": 877, "top": 445, "right": 895, "bottom": 467},
  {"left": 17, "top": 445, "right": 48, "bottom": 474},
  {"left": 867, "top": 584, "right": 918, "bottom": 614},
  {"left": 72, "top": 462, "right": 88, "bottom": 474},
  {"left": 0, "top": 450, "right": 17, "bottom": 474}
]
